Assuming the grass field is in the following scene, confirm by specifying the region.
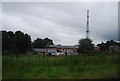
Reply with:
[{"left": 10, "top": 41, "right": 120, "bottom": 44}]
[{"left": 2, "top": 53, "right": 119, "bottom": 79}]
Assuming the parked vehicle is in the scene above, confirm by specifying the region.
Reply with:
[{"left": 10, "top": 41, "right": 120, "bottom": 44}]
[
  {"left": 51, "top": 52, "right": 65, "bottom": 56},
  {"left": 57, "top": 52, "right": 64, "bottom": 56},
  {"left": 51, "top": 52, "right": 57, "bottom": 56}
]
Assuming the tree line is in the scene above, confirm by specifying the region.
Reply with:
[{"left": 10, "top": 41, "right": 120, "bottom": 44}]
[
  {"left": 1, "top": 30, "right": 120, "bottom": 54},
  {"left": 2, "top": 31, "right": 31, "bottom": 54},
  {"left": 1, "top": 30, "right": 54, "bottom": 54},
  {"left": 97, "top": 40, "right": 120, "bottom": 51}
]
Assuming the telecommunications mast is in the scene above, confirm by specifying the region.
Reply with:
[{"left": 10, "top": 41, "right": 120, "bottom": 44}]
[{"left": 86, "top": 10, "right": 90, "bottom": 38}]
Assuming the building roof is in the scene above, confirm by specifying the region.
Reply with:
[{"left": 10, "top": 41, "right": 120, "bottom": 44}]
[
  {"left": 33, "top": 48, "right": 47, "bottom": 52},
  {"left": 33, "top": 45, "right": 78, "bottom": 53},
  {"left": 109, "top": 45, "right": 120, "bottom": 49},
  {"left": 47, "top": 45, "right": 78, "bottom": 49}
]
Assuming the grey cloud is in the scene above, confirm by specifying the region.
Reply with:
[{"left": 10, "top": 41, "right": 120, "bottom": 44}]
[{"left": 2, "top": 2, "right": 118, "bottom": 45}]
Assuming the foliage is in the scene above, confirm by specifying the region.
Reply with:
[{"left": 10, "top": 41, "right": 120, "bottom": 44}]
[
  {"left": 33, "top": 38, "right": 54, "bottom": 48},
  {"left": 78, "top": 38, "right": 94, "bottom": 53},
  {"left": 2, "top": 31, "right": 11, "bottom": 50},
  {"left": 2, "top": 30, "right": 54, "bottom": 54},
  {"left": 97, "top": 40, "right": 119, "bottom": 51},
  {"left": 2, "top": 54, "right": 118, "bottom": 79},
  {"left": 2, "top": 30, "right": 31, "bottom": 54},
  {"left": 14, "top": 31, "right": 31, "bottom": 53}
]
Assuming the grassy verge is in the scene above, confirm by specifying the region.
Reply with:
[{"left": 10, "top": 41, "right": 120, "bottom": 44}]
[{"left": 2, "top": 54, "right": 119, "bottom": 79}]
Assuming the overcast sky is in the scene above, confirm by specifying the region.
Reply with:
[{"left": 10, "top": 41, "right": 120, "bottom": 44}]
[{"left": 1, "top": 2, "right": 118, "bottom": 45}]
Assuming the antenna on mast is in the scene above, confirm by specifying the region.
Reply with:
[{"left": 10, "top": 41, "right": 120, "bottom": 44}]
[{"left": 86, "top": 10, "right": 90, "bottom": 38}]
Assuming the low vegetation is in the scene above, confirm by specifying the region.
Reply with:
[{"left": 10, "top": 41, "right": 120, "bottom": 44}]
[{"left": 2, "top": 53, "right": 119, "bottom": 79}]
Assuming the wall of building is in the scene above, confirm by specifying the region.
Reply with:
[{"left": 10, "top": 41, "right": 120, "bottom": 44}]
[{"left": 47, "top": 48, "right": 57, "bottom": 53}]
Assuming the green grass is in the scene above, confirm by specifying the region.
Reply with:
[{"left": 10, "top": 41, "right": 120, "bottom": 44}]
[
  {"left": 0, "top": 55, "right": 2, "bottom": 80},
  {"left": 2, "top": 54, "right": 119, "bottom": 79}
]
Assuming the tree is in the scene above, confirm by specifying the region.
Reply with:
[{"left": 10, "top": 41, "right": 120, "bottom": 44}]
[
  {"left": 14, "top": 31, "right": 31, "bottom": 53},
  {"left": 78, "top": 38, "right": 94, "bottom": 53},
  {"left": 33, "top": 38, "right": 54, "bottom": 48},
  {"left": 24, "top": 34, "right": 32, "bottom": 50},
  {"left": 7, "top": 31, "right": 15, "bottom": 51},
  {"left": 97, "top": 40, "right": 118, "bottom": 51},
  {"left": 43, "top": 38, "right": 54, "bottom": 47},
  {"left": 2, "top": 30, "right": 31, "bottom": 54},
  {"left": 2, "top": 31, "right": 12, "bottom": 51},
  {"left": 97, "top": 42, "right": 107, "bottom": 51},
  {"left": 8, "top": 31, "right": 14, "bottom": 38},
  {"left": 33, "top": 38, "right": 44, "bottom": 48}
]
